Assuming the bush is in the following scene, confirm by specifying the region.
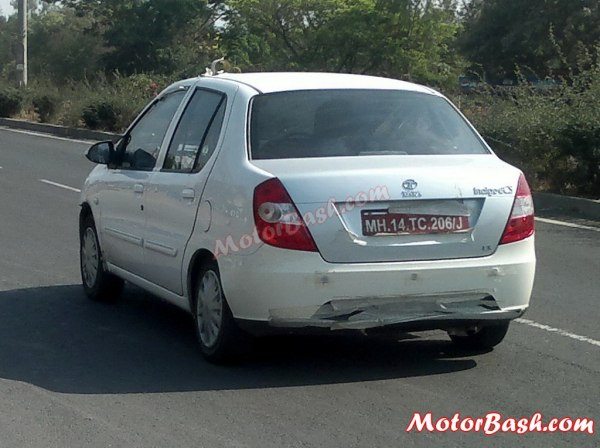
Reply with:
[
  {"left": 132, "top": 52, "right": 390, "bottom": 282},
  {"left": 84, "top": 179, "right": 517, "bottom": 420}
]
[
  {"left": 0, "top": 87, "right": 22, "bottom": 117},
  {"left": 82, "top": 99, "right": 122, "bottom": 131},
  {"left": 459, "top": 64, "right": 600, "bottom": 197},
  {"left": 553, "top": 125, "right": 600, "bottom": 196},
  {"left": 57, "top": 74, "right": 165, "bottom": 132},
  {"left": 32, "top": 93, "right": 59, "bottom": 122}
]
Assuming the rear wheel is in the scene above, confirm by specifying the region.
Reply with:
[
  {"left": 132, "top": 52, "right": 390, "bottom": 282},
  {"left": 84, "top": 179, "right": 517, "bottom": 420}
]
[
  {"left": 448, "top": 322, "right": 510, "bottom": 349},
  {"left": 80, "top": 215, "right": 124, "bottom": 302},
  {"left": 193, "top": 261, "right": 249, "bottom": 363}
]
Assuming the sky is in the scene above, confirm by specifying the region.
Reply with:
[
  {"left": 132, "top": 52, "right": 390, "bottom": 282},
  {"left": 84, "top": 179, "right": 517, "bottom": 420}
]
[{"left": 0, "top": 0, "right": 14, "bottom": 16}]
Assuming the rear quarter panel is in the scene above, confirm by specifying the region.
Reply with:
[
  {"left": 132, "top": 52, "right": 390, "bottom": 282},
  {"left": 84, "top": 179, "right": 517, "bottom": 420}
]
[{"left": 181, "top": 83, "right": 270, "bottom": 299}]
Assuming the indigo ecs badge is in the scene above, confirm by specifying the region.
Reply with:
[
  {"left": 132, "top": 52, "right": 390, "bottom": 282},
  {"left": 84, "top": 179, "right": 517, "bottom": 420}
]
[{"left": 473, "top": 186, "right": 514, "bottom": 196}]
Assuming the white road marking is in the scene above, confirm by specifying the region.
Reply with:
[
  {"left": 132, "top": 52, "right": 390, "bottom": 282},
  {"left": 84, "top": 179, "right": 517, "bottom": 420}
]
[
  {"left": 535, "top": 217, "right": 600, "bottom": 232},
  {"left": 0, "top": 126, "right": 96, "bottom": 144},
  {"left": 515, "top": 318, "right": 600, "bottom": 348},
  {"left": 39, "top": 179, "right": 81, "bottom": 193}
]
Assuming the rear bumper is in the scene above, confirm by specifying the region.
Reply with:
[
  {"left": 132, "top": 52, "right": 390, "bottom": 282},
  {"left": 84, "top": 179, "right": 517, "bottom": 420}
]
[
  {"left": 268, "top": 294, "right": 525, "bottom": 331},
  {"left": 218, "top": 236, "right": 535, "bottom": 328}
]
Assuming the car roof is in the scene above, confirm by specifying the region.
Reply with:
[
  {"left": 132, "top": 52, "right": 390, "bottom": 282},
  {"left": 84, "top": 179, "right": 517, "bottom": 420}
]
[{"left": 213, "top": 72, "right": 440, "bottom": 95}]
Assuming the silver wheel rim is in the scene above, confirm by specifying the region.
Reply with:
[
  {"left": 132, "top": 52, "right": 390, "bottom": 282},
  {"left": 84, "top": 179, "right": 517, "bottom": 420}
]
[
  {"left": 196, "top": 270, "right": 223, "bottom": 348},
  {"left": 81, "top": 227, "right": 99, "bottom": 288}
]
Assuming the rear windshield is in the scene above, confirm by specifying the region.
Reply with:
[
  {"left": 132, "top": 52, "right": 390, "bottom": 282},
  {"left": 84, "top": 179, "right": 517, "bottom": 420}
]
[{"left": 249, "top": 89, "right": 489, "bottom": 159}]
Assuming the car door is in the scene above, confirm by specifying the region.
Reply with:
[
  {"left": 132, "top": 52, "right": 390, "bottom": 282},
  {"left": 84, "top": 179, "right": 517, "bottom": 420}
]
[
  {"left": 99, "top": 89, "right": 187, "bottom": 275},
  {"left": 141, "top": 84, "right": 233, "bottom": 294}
]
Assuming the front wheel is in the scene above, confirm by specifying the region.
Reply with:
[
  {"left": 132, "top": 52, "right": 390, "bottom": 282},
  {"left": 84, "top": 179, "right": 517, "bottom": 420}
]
[
  {"left": 80, "top": 215, "right": 124, "bottom": 302},
  {"left": 194, "top": 261, "right": 249, "bottom": 364},
  {"left": 448, "top": 322, "right": 510, "bottom": 349}
]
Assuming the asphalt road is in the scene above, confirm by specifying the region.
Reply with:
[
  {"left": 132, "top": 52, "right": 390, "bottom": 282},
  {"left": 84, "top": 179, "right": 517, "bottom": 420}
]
[{"left": 0, "top": 127, "right": 598, "bottom": 448}]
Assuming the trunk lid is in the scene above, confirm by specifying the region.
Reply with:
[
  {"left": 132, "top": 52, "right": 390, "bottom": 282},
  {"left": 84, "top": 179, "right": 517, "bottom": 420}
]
[{"left": 251, "top": 155, "right": 520, "bottom": 263}]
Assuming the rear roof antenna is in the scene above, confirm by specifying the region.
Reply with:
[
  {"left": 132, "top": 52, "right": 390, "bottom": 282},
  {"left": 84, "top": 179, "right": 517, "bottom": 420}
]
[{"left": 204, "top": 57, "right": 226, "bottom": 76}]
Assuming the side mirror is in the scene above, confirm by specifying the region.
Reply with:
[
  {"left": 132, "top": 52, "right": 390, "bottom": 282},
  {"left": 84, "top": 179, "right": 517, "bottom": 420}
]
[{"left": 85, "top": 141, "right": 114, "bottom": 165}]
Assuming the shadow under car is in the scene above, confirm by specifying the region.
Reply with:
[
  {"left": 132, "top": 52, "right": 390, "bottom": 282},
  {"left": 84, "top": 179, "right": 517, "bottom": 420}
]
[{"left": 0, "top": 284, "right": 483, "bottom": 394}]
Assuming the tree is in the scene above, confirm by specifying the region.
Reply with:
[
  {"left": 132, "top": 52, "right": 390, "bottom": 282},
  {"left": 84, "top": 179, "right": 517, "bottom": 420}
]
[
  {"left": 27, "top": 8, "right": 105, "bottom": 82},
  {"left": 0, "top": 14, "right": 18, "bottom": 80},
  {"left": 10, "top": 0, "right": 39, "bottom": 13},
  {"left": 222, "top": 0, "right": 464, "bottom": 88},
  {"left": 460, "top": 0, "right": 600, "bottom": 81},
  {"left": 51, "top": 0, "right": 218, "bottom": 75}
]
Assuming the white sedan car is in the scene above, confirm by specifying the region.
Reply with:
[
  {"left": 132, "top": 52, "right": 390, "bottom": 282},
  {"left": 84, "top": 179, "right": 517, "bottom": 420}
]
[{"left": 80, "top": 72, "right": 536, "bottom": 362}]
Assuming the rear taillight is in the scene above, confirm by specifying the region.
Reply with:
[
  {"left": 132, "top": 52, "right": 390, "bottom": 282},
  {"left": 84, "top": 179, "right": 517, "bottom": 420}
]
[
  {"left": 500, "top": 173, "right": 535, "bottom": 244},
  {"left": 253, "top": 178, "right": 318, "bottom": 252}
]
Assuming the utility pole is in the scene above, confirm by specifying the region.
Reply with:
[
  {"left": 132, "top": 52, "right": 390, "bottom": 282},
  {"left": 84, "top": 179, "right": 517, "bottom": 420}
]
[{"left": 17, "top": 0, "right": 28, "bottom": 87}]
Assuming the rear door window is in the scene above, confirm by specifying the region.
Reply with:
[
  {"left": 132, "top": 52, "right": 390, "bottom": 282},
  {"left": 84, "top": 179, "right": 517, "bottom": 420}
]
[
  {"left": 250, "top": 90, "right": 489, "bottom": 159},
  {"left": 163, "top": 89, "right": 226, "bottom": 173}
]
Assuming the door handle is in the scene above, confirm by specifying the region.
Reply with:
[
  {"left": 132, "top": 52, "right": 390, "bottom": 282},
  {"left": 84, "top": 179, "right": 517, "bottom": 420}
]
[
  {"left": 181, "top": 188, "right": 196, "bottom": 199},
  {"left": 133, "top": 184, "right": 144, "bottom": 194}
]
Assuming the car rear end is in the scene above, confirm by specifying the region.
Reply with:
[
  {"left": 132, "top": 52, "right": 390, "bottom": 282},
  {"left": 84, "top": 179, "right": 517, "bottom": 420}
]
[{"left": 219, "top": 85, "right": 536, "bottom": 334}]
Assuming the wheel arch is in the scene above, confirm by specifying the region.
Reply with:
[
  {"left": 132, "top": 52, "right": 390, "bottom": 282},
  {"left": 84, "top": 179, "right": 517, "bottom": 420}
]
[
  {"left": 186, "top": 248, "right": 218, "bottom": 311},
  {"left": 79, "top": 202, "right": 94, "bottom": 236}
]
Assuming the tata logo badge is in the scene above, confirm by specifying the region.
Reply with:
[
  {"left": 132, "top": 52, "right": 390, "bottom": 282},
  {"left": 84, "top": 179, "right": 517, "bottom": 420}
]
[
  {"left": 402, "top": 179, "right": 418, "bottom": 190},
  {"left": 402, "top": 179, "right": 422, "bottom": 198}
]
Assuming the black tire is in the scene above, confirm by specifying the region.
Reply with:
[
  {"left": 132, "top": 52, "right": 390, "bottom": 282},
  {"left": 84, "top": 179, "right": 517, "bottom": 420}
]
[
  {"left": 448, "top": 322, "right": 510, "bottom": 350},
  {"left": 80, "top": 214, "right": 124, "bottom": 302},
  {"left": 193, "top": 260, "right": 250, "bottom": 364}
]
